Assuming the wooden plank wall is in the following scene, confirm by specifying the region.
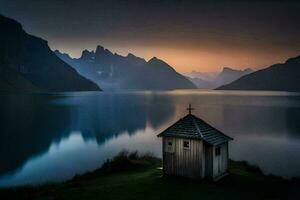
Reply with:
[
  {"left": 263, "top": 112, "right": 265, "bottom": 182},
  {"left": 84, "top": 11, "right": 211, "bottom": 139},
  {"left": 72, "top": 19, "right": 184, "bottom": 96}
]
[{"left": 163, "top": 137, "right": 203, "bottom": 178}]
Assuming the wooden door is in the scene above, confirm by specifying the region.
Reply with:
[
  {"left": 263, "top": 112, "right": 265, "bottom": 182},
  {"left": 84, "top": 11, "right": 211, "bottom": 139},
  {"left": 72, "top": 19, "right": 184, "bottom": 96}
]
[
  {"left": 205, "top": 144, "right": 213, "bottom": 178},
  {"left": 164, "top": 152, "right": 175, "bottom": 175},
  {"left": 215, "top": 146, "right": 222, "bottom": 175}
]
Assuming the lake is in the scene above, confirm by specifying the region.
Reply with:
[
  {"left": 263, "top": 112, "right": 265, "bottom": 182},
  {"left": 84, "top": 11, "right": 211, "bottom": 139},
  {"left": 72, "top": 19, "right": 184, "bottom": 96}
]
[{"left": 0, "top": 90, "right": 300, "bottom": 187}]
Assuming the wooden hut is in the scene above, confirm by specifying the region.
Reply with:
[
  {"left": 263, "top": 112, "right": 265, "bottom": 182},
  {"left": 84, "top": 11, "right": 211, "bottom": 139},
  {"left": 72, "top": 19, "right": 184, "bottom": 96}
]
[{"left": 157, "top": 104, "right": 233, "bottom": 181}]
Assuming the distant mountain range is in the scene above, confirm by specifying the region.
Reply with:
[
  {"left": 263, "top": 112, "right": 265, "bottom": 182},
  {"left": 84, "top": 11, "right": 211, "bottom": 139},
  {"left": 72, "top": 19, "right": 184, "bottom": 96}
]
[
  {"left": 2, "top": 13, "right": 297, "bottom": 92},
  {"left": 184, "top": 68, "right": 253, "bottom": 89},
  {"left": 55, "top": 47, "right": 196, "bottom": 90},
  {"left": 185, "top": 77, "right": 216, "bottom": 89},
  {"left": 0, "top": 14, "right": 100, "bottom": 92},
  {"left": 183, "top": 71, "right": 219, "bottom": 82},
  {"left": 217, "top": 56, "right": 300, "bottom": 92}
]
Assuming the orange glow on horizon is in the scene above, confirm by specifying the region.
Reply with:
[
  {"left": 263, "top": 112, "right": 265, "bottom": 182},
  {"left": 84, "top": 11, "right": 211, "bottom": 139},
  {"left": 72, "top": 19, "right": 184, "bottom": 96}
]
[{"left": 52, "top": 44, "right": 299, "bottom": 73}]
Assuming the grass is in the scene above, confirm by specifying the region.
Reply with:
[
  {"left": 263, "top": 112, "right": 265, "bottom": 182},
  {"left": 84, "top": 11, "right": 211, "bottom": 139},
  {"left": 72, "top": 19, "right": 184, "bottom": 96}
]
[{"left": 1, "top": 151, "right": 300, "bottom": 200}]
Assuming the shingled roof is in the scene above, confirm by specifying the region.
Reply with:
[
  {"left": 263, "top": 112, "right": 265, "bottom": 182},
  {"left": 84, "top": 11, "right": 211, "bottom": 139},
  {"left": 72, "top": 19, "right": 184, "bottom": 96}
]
[{"left": 158, "top": 114, "right": 233, "bottom": 145}]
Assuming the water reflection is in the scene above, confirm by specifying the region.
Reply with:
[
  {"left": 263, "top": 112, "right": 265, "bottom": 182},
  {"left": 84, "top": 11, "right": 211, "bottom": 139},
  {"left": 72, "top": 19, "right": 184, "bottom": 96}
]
[
  {"left": 0, "top": 93, "right": 175, "bottom": 177},
  {"left": 0, "top": 95, "right": 73, "bottom": 175},
  {"left": 0, "top": 129, "right": 161, "bottom": 186},
  {"left": 0, "top": 91, "right": 299, "bottom": 187}
]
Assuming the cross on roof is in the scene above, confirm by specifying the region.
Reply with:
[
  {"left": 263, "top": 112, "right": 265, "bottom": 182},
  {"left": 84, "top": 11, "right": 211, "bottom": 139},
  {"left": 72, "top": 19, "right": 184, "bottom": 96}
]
[{"left": 187, "top": 104, "right": 195, "bottom": 115}]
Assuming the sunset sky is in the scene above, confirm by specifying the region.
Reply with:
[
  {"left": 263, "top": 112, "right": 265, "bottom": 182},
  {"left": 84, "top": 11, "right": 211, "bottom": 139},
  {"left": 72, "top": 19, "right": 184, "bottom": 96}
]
[{"left": 0, "top": 0, "right": 299, "bottom": 72}]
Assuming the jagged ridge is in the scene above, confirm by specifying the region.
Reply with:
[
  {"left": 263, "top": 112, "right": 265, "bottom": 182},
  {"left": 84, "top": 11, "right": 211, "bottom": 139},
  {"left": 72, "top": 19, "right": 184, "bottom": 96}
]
[
  {"left": 0, "top": 14, "right": 100, "bottom": 92},
  {"left": 55, "top": 46, "right": 196, "bottom": 90}
]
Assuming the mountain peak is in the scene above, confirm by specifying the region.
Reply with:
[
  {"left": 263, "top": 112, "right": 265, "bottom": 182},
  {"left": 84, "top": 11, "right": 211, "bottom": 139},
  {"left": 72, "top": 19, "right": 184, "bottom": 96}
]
[
  {"left": 146, "top": 57, "right": 178, "bottom": 73},
  {"left": 148, "top": 57, "right": 164, "bottom": 64},
  {"left": 80, "top": 49, "right": 95, "bottom": 59},
  {"left": 96, "top": 45, "right": 105, "bottom": 53},
  {"left": 95, "top": 45, "right": 113, "bottom": 57},
  {"left": 127, "top": 53, "right": 136, "bottom": 58},
  {"left": 149, "top": 56, "right": 158, "bottom": 61}
]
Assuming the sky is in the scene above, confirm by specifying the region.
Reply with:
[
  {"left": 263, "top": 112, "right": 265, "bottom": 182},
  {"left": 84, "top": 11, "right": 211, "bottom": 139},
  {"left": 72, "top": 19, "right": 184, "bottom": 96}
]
[{"left": 0, "top": 0, "right": 300, "bottom": 72}]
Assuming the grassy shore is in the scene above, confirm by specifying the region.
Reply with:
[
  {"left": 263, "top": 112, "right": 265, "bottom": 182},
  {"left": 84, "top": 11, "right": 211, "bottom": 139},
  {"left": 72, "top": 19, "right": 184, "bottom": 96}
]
[{"left": 1, "top": 151, "right": 300, "bottom": 200}]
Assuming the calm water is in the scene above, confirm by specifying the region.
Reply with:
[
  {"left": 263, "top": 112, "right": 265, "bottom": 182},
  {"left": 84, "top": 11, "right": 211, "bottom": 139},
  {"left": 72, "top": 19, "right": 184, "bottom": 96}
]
[{"left": 0, "top": 90, "right": 300, "bottom": 187}]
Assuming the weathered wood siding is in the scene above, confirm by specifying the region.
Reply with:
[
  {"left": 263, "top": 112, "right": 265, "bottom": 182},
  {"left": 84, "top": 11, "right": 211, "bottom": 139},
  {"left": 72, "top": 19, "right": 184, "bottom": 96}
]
[
  {"left": 163, "top": 137, "right": 203, "bottom": 178},
  {"left": 212, "top": 142, "right": 228, "bottom": 178}
]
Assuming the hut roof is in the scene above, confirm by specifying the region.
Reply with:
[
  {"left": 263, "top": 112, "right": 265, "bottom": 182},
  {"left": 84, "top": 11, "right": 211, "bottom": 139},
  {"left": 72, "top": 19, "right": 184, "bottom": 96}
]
[{"left": 158, "top": 114, "right": 233, "bottom": 145}]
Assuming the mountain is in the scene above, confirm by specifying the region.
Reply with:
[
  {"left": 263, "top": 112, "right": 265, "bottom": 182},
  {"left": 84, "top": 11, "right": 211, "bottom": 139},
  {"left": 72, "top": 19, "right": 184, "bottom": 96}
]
[
  {"left": 185, "top": 76, "right": 216, "bottom": 89},
  {"left": 55, "top": 47, "right": 196, "bottom": 90},
  {"left": 184, "top": 67, "right": 253, "bottom": 89},
  {"left": 0, "top": 67, "right": 41, "bottom": 92},
  {"left": 183, "top": 71, "right": 218, "bottom": 82},
  {"left": 217, "top": 56, "right": 300, "bottom": 92},
  {"left": 214, "top": 67, "right": 254, "bottom": 86},
  {"left": 0, "top": 14, "right": 100, "bottom": 92}
]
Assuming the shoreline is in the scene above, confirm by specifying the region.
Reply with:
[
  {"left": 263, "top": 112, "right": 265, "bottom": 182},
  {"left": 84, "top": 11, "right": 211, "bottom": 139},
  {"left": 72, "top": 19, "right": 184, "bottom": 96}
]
[{"left": 1, "top": 152, "right": 300, "bottom": 200}]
